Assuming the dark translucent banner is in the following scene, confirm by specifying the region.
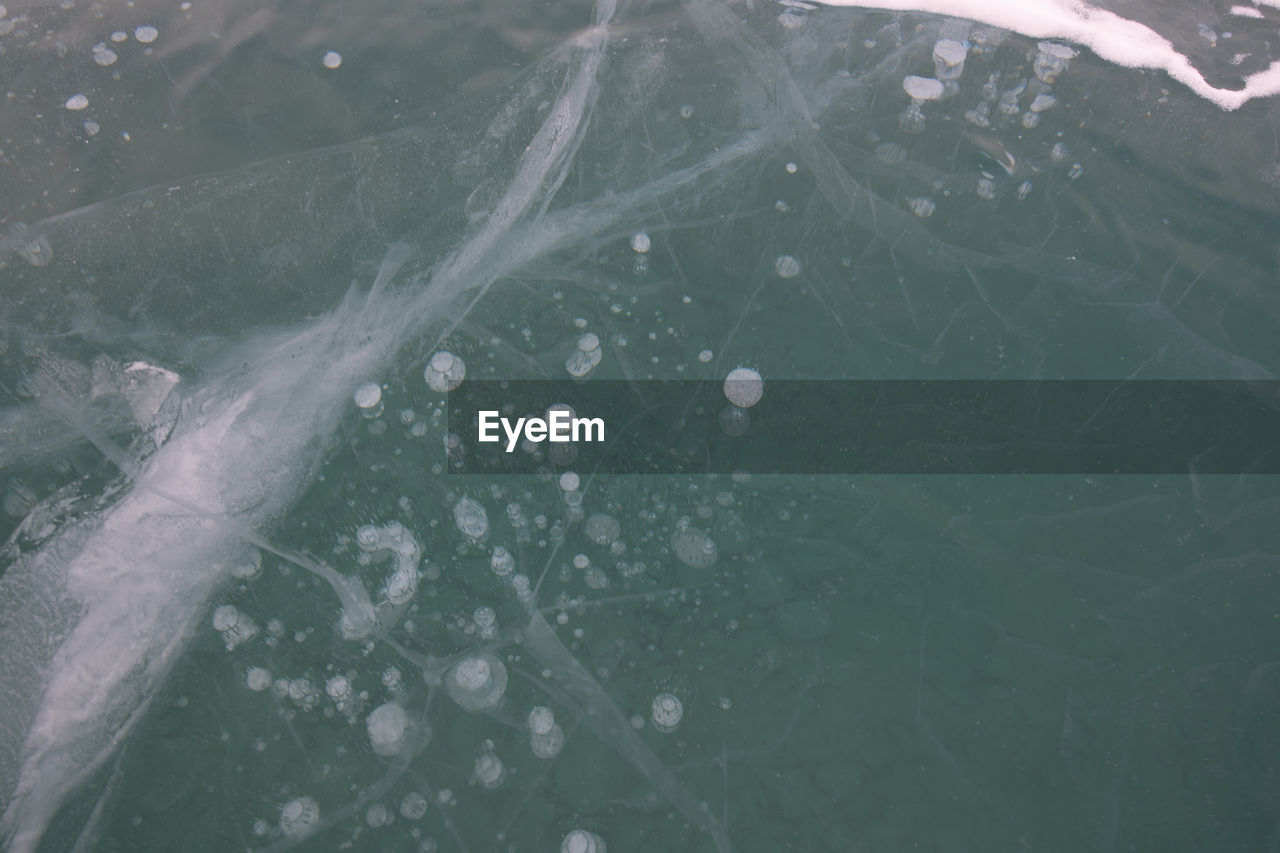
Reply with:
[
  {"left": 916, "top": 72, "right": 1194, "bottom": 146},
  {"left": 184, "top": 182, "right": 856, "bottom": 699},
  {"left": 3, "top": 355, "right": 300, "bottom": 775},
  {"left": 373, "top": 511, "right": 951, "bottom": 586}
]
[{"left": 443, "top": 381, "right": 1280, "bottom": 475}]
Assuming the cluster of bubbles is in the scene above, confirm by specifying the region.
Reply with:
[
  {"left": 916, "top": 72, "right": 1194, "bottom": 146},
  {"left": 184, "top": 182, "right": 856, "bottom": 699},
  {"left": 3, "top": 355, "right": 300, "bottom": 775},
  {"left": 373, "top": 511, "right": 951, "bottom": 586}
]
[
  {"left": 872, "top": 27, "right": 1085, "bottom": 221},
  {"left": 211, "top": 605, "right": 259, "bottom": 651},
  {"left": 195, "top": 355, "right": 780, "bottom": 851}
]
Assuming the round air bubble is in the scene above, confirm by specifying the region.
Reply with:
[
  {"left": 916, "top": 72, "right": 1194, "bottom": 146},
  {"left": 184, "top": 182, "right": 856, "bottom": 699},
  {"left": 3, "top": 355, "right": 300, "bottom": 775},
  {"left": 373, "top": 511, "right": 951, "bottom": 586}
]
[
  {"left": 1034, "top": 42, "right": 1076, "bottom": 84},
  {"left": 366, "top": 803, "right": 390, "bottom": 827},
  {"left": 322, "top": 50, "right": 342, "bottom": 69},
  {"left": 92, "top": 45, "right": 118, "bottom": 66},
  {"left": 566, "top": 334, "right": 603, "bottom": 377},
  {"left": 280, "top": 797, "right": 319, "bottom": 838},
  {"left": 490, "top": 546, "right": 514, "bottom": 576},
  {"left": 529, "top": 706, "right": 556, "bottom": 735},
  {"left": 651, "top": 693, "right": 684, "bottom": 733},
  {"left": 425, "top": 351, "right": 465, "bottom": 392},
  {"left": 446, "top": 654, "right": 507, "bottom": 711},
  {"left": 213, "top": 604, "right": 257, "bottom": 649},
  {"left": 723, "top": 367, "right": 763, "bottom": 408},
  {"left": 530, "top": 722, "right": 565, "bottom": 758},
  {"left": 230, "top": 548, "right": 262, "bottom": 579},
  {"left": 932, "top": 39, "right": 967, "bottom": 81},
  {"left": 998, "top": 89, "right": 1021, "bottom": 117},
  {"left": 585, "top": 513, "right": 620, "bottom": 545},
  {"left": 246, "top": 667, "right": 272, "bottom": 692},
  {"left": 671, "top": 525, "right": 717, "bottom": 568},
  {"left": 473, "top": 752, "right": 505, "bottom": 789},
  {"left": 356, "top": 524, "right": 381, "bottom": 551},
  {"left": 134, "top": 25, "right": 158, "bottom": 43},
  {"left": 562, "top": 830, "right": 607, "bottom": 853},
  {"left": 386, "top": 569, "right": 416, "bottom": 605},
  {"left": 1030, "top": 93, "right": 1057, "bottom": 112},
  {"left": 528, "top": 706, "right": 565, "bottom": 757},
  {"left": 65, "top": 94, "right": 89, "bottom": 110},
  {"left": 367, "top": 702, "right": 412, "bottom": 756},
  {"left": 454, "top": 496, "right": 489, "bottom": 539},
  {"left": 354, "top": 383, "right": 383, "bottom": 418},
  {"left": 630, "top": 232, "right": 651, "bottom": 253},
  {"left": 774, "top": 255, "right": 801, "bottom": 278},
  {"left": 473, "top": 606, "right": 496, "bottom": 630},
  {"left": 400, "top": 791, "right": 429, "bottom": 820},
  {"left": 559, "top": 471, "right": 580, "bottom": 492},
  {"left": 326, "top": 675, "right": 351, "bottom": 702},
  {"left": 902, "top": 76, "right": 944, "bottom": 101},
  {"left": 212, "top": 605, "right": 239, "bottom": 632}
]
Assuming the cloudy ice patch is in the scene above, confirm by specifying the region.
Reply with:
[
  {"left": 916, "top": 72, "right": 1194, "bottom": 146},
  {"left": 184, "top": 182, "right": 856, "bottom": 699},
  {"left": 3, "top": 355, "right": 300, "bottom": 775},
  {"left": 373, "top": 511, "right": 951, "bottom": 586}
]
[
  {"left": 0, "top": 285, "right": 414, "bottom": 852},
  {"left": 810, "top": 0, "right": 1280, "bottom": 109}
]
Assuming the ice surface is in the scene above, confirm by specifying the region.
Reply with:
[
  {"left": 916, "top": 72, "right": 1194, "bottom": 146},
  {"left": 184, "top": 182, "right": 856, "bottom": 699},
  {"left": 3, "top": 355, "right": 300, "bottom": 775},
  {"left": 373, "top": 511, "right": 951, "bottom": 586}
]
[{"left": 0, "top": 0, "right": 1279, "bottom": 850}]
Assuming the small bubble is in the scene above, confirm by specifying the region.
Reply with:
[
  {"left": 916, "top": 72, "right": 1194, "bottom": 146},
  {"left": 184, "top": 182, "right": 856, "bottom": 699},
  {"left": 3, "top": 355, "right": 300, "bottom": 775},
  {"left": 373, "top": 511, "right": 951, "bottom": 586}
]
[
  {"left": 774, "top": 254, "right": 801, "bottom": 278},
  {"left": 698, "top": 349, "right": 713, "bottom": 363},
  {"left": 322, "top": 51, "right": 342, "bottom": 69},
  {"left": 92, "top": 44, "right": 118, "bottom": 66},
  {"left": 64, "top": 94, "right": 89, "bottom": 111},
  {"left": 134, "top": 25, "right": 159, "bottom": 43}
]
